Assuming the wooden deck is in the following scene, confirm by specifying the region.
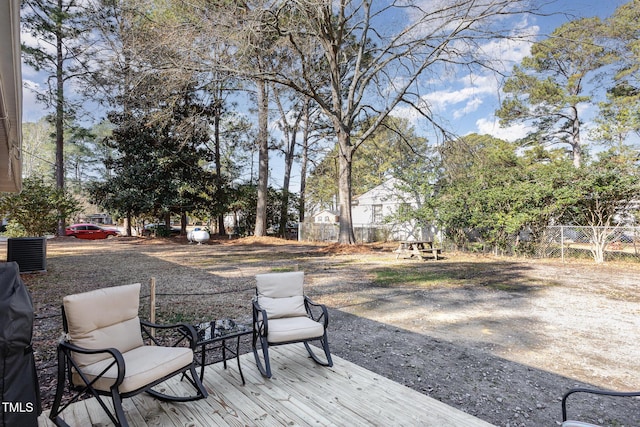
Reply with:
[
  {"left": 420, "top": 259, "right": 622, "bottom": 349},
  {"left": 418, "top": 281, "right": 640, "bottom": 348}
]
[{"left": 39, "top": 344, "right": 495, "bottom": 426}]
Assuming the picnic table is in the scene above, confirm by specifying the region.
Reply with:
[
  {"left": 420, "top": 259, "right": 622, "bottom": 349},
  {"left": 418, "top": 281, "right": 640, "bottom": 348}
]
[{"left": 394, "top": 240, "right": 442, "bottom": 260}]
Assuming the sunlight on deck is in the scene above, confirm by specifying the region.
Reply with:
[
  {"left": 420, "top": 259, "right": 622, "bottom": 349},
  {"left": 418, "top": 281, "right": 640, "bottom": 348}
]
[{"left": 39, "top": 344, "right": 495, "bottom": 426}]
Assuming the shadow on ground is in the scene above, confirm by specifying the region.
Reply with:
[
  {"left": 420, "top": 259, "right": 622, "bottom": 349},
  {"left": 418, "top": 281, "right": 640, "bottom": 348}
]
[{"left": 329, "top": 309, "right": 638, "bottom": 427}]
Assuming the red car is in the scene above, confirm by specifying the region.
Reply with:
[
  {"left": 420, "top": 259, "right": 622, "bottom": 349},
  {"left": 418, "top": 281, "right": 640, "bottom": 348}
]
[{"left": 65, "top": 223, "right": 119, "bottom": 240}]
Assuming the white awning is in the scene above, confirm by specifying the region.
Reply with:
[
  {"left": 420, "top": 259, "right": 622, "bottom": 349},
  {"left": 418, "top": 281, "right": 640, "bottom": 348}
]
[{"left": 0, "top": 0, "right": 23, "bottom": 192}]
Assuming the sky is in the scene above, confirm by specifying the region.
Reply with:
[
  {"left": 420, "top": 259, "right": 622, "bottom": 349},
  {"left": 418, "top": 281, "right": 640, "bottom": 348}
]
[
  {"left": 20, "top": 0, "right": 633, "bottom": 190},
  {"left": 398, "top": 0, "right": 630, "bottom": 143}
]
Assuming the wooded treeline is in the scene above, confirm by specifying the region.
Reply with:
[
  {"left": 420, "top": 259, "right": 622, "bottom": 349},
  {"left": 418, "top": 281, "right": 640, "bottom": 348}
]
[{"left": 17, "top": 0, "right": 640, "bottom": 250}]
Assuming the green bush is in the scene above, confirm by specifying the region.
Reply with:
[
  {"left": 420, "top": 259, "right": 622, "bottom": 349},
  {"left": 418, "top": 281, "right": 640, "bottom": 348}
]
[
  {"left": 4, "top": 221, "right": 28, "bottom": 238},
  {"left": 0, "top": 177, "right": 81, "bottom": 236}
]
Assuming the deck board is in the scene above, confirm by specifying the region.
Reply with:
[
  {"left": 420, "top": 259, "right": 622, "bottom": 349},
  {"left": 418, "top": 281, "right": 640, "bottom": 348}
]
[{"left": 39, "top": 344, "right": 495, "bottom": 426}]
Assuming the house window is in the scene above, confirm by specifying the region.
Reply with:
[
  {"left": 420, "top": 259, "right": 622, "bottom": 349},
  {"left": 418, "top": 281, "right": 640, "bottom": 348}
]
[{"left": 373, "top": 204, "right": 383, "bottom": 223}]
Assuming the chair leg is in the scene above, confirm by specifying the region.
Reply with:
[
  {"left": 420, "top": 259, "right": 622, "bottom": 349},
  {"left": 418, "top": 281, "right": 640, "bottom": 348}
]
[
  {"left": 147, "top": 364, "right": 208, "bottom": 402},
  {"left": 111, "top": 389, "right": 129, "bottom": 427},
  {"left": 189, "top": 363, "right": 209, "bottom": 398},
  {"left": 252, "top": 334, "right": 272, "bottom": 378},
  {"left": 50, "top": 348, "right": 126, "bottom": 427},
  {"left": 304, "top": 334, "right": 333, "bottom": 367},
  {"left": 49, "top": 348, "right": 68, "bottom": 425}
]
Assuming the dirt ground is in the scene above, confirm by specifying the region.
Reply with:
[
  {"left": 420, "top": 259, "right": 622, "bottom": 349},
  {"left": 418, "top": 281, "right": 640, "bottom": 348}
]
[{"left": 12, "top": 236, "right": 640, "bottom": 427}]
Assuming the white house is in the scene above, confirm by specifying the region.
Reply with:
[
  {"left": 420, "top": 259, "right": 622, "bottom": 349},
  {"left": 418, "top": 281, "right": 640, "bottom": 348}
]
[{"left": 352, "top": 178, "right": 434, "bottom": 241}]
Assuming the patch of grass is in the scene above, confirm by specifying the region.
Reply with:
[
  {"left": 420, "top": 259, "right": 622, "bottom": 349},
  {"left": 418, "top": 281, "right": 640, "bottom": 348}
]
[
  {"left": 372, "top": 262, "right": 552, "bottom": 292},
  {"left": 487, "top": 282, "right": 523, "bottom": 291},
  {"left": 373, "top": 267, "right": 460, "bottom": 288},
  {"left": 327, "top": 258, "right": 364, "bottom": 267},
  {"left": 156, "top": 311, "right": 192, "bottom": 324},
  {"left": 598, "top": 289, "right": 640, "bottom": 302},
  {"left": 270, "top": 266, "right": 298, "bottom": 272}
]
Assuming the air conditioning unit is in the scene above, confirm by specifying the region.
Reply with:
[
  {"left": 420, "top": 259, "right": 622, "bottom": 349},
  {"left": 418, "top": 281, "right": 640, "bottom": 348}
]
[{"left": 6, "top": 237, "right": 47, "bottom": 273}]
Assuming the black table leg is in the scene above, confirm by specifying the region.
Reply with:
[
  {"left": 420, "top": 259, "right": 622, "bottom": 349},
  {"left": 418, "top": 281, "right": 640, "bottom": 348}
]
[
  {"left": 200, "top": 343, "right": 206, "bottom": 381},
  {"left": 235, "top": 335, "right": 245, "bottom": 385},
  {"left": 222, "top": 339, "right": 227, "bottom": 369},
  {"left": 192, "top": 323, "right": 250, "bottom": 385}
]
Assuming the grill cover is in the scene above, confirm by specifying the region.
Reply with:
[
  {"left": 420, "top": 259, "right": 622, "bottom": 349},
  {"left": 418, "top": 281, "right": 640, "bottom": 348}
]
[{"left": 0, "top": 262, "right": 41, "bottom": 427}]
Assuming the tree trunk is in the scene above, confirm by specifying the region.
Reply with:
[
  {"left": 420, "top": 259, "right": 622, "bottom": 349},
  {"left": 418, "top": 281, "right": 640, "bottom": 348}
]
[
  {"left": 254, "top": 78, "right": 269, "bottom": 236},
  {"left": 181, "top": 212, "right": 188, "bottom": 235},
  {"left": 163, "top": 212, "right": 171, "bottom": 230},
  {"left": 55, "top": 0, "right": 66, "bottom": 236},
  {"left": 275, "top": 90, "right": 301, "bottom": 239},
  {"left": 213, "top": 104, "right": 226, "bottom": 236},
  {"left": 125, "top": 213, "right": 132, "bottom": 237},
  {"left": 299, "top": 101, "right": 310, "bottom": 223},
  {"left": 336, "top": 131, "right": 356, "bottom": 244},
  {"left": 279, "top": 185, "right": 290, "bottom": 238},
  {"left": 570, "top": 105, "right": 582, "bottom": 168}
]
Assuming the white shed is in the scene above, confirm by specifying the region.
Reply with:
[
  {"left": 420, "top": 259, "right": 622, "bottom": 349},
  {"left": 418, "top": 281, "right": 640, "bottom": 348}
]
[{"left": 311, "top": 210, "right": 339, "bottom": 224}]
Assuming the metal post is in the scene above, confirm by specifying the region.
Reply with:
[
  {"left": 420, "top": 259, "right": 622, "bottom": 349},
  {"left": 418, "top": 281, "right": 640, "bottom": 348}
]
[
  {"left": 150, "top": 277, "right": 156, "bottom": 340},
  {"left": 561, "top": 226, "right": 565, "bottom": 263}
]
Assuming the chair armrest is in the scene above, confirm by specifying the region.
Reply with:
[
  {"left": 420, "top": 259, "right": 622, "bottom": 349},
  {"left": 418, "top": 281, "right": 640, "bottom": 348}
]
[
  {"left": 59, "top": 340, "right": 124, "bottom": 359},
  {"left": 562, "top": 388, "right": 640, "bottom": 421},
  {"left": 304, "top": 296, "right": 329, "bottom": 328},
  {"left": 58, "top": 340, "right": 126, "bottom": 388},
  {"left": 252, "top": 299, "right": 269, "bottom": 336},
  {"left": 140, "top": 320, "right": 198, "bottom": 350}
]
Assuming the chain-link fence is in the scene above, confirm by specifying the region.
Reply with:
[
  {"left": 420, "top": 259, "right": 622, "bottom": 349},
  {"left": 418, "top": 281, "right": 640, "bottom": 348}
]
[
  {"left": 444, "top": 225, "right": 640, "bottom": 262},
  {"left": 299, "top": 223, "right": 339, "bottom": 242},
  {"left": 299, "top": 222, "right": 640, "bottom": 262},
  {"left": 539, "top": 226, "right": 639, "bottom": 262},
  {"left": 299, "top": 223, "right": 394, "bottom": 243}
]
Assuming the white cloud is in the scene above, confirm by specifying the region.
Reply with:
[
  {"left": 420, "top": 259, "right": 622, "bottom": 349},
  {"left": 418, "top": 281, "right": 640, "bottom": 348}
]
[
  {"left": 453, "top": 97, "right": 483, "bottom": 119},
  {"left": 21, "top": 30, "right": 57, "bottom": 58},
  {"left": 389, "top": 70, "right": 501, "bottom": 136},
  {"left": 389, "top": 103, "right": 421, "bottom": 123},
  {"left": 477, "top": 35, "right": 534, "bottom": 73},
  {"left": 421, "top": 71, "right": 498, "bottom": 115},
  {"left": 424, "top": 84, "right": 488, "bottom": 111},
  {"left": 22, "top": 79, "right": 48, "bottom": 122},
  {"left": 475, "top": 117, "right": 530, "bottom": 141}
]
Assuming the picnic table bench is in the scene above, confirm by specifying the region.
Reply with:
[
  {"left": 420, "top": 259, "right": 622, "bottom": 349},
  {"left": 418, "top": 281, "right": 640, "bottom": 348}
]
[{"left": 394, "top": 240, "right": 442, "bottom": 260}]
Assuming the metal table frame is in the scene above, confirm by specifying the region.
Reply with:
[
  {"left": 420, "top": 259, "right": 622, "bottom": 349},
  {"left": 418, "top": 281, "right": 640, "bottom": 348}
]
[{"left": 193, "top": 320, "right": 252, "bottom": 385}]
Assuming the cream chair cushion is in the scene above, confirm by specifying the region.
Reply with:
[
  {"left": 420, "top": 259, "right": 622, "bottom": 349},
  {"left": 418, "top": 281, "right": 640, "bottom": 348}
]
[
  {"left": 71, "top": 345, "right": 193, "bottom": 393},
  {"left": 63, "top": 283, "right": 144, "bottom": 367},
  {"left": 256, "top": 271, "right": 307, "bottom": 319},
  {"left": 266, "top": 317, "right": 325, "bottom": 344}
]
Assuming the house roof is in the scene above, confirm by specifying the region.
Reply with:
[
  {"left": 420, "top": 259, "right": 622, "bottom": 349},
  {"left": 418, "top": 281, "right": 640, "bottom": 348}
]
[
  {"left": 312, "top": 209, "right": 339, "bottom": 217},
  {"left": 0, "top": 0, "right": 23, "bottom": 192},
  {"left": 354, "top": 178, "right": 413, "bottom": 204}
]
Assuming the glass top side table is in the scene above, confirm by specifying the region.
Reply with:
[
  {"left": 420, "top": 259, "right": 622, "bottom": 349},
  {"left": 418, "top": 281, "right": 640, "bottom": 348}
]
[{"left": 193, "top": 319, "right": 252, "bottom": 385}]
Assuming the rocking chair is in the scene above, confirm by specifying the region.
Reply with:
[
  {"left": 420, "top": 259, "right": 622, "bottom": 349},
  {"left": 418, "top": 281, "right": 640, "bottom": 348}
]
[
  {"left": 252, "top": 271, "right": 333, "bottom": 378},
  {"left": 49, "top": 283, "right": 208, "bottom": 427}
]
